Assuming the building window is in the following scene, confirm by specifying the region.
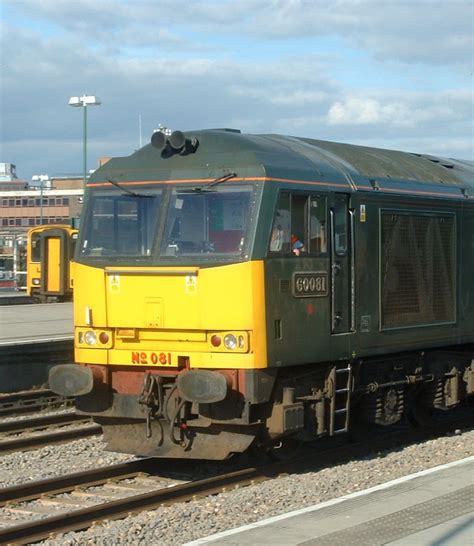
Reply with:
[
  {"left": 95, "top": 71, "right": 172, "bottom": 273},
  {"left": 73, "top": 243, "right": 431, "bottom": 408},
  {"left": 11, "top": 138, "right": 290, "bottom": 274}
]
[
  {"left": 48, "top": 198, "right": 55, "bottom": 206},
  {"left": 63, "top": 197, "right": 69, "bottom": 206},
  {"left": 22, "top": 199, "right": 28, "bottom": 207},
  {"left": 15, "top": 199, "right": 21, "bottom": 206},
  {"left": 28, "top": 199, "right": 34, "bottom": 207},
  {"left": 2, "top": 200, "right": 7, "bottom": 207},
  {"left": 56, "top": 198, "right": 62, "bottom": 205},
  {"left": 35, "top": 199, "right": 41, "bottom": 206},
  {"left": 8, "top": 219, "right": 14, "bottom": 226},
  {"left": 28, "top": 218, "right": 35, "bottom": 226},
  {"left": 1, "top": 219, "right": 7, "bottom": 227},
  {"left": 8, "top": 199, "right": 14, "bottom": 207},
  {"left": 15, "top": 218, "right": 21, "bottom": 226}
]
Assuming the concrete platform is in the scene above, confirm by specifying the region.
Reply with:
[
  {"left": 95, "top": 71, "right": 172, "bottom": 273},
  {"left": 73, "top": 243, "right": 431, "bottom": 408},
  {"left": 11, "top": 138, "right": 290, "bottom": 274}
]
[
  {"left": 0, "top": 303, "right": 74, "bottom": 392},
  {"left": 0, "top": 290, "right": 34, "bottom": 305},
  {"left": 187, "top": 457, "right": 474, "bottom": 546},
  {"left": 0, "top": 302, "right": 73, "bottom": 345}
]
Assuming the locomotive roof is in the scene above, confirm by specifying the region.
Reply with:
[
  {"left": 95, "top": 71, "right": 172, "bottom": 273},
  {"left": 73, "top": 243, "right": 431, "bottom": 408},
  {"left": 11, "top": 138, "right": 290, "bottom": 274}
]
[
  {"left": 275, "top": 135, "right": 474, "bottom": 187},
  {"left": 93, "top": 129, "right": 474, "bottom": 195}
]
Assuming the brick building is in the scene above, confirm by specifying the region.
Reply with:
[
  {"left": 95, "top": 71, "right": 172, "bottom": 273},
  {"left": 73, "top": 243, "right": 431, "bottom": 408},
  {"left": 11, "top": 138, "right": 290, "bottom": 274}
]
[{"left": 0, "top": 175, "right": 84, "bottom": 229}]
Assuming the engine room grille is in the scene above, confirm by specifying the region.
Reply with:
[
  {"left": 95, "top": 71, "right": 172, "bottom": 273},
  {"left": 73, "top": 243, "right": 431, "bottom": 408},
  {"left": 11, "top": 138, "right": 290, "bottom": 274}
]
[{"left": 380, "top": 212, "right": 456, "bottom": 329}]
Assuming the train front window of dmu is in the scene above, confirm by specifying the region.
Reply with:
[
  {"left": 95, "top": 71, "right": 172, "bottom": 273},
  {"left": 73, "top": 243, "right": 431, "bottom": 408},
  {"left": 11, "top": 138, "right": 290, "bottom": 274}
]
[
  {"left": 79, "top": 189, "right": 162, "bottom": 258},
  {"left": 160, "top": 185, "right": 255, "bottom": 258}
]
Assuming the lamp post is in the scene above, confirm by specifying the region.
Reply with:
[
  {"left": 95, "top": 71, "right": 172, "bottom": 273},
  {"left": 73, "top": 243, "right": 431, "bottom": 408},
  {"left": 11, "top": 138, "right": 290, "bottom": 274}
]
[
  {"left": 68, "top": 95, "right": 101, "bottom": 185},
  {"left": 31, "top": 174, "right": 50, "bottom": 225}
]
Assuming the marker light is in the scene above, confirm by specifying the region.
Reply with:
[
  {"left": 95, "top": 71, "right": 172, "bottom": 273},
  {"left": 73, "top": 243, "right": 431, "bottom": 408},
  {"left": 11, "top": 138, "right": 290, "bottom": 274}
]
[
  {"left": 84, "top": 330, "right": 97, "bottom": 346},
  {"left": 224, "top": 334, "right": 237, "bottom": 350},
  {"left": 99, "top": 332, "right": 109, "bottom": 344},
  {"left": 210, "top": 335, "right": 222, "bottom": 347}
]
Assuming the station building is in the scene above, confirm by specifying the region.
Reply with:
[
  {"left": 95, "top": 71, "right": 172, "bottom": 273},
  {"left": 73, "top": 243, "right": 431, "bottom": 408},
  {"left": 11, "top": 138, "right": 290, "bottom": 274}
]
[
  {"left": 0, "top": 159, "right": 113, "bottom": 288},
  {"left": 0, "top": 176, "right": 84, "bottom": 229},
  {"left": 0, "top": 165, "right": 85, "bottom": 289}
]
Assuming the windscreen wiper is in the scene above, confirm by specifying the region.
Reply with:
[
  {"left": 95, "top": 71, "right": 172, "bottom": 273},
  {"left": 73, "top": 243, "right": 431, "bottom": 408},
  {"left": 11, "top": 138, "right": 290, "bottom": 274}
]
[
  {"left": 105, "top": 177, "right": 154, "bottom": 198},
  {"left": 184, "top": 172, "right": 237, "bottom": 193}
]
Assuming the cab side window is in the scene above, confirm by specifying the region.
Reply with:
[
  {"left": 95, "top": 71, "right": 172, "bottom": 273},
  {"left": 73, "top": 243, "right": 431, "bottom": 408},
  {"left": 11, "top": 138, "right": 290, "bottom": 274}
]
[
  {"left": 309, "top": 196, "right": 327, "bottom": 254},
  {"left": 290, "top": 194, "right": 307, "bottom": 252},
  {"left": 31, "top": 233, "right": 41, "bottom": 262},
  {"left": 268, "top": 192, "right": 327, "bottom": 256},
  {"left": 269, "top": 193, "right": 291, "bottom": 253}
]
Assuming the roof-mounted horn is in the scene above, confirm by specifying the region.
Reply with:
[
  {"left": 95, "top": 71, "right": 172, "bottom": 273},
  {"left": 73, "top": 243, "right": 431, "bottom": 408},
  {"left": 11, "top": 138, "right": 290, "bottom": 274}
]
[
  {"left": 151, "top": 129, "right": 199, "bottom": 156},
  {"left": 169, "top": 130, "right": 186, "bottom": 151},
  {"left": 151, "top": 130, "right": 167, "bottom": 150}
]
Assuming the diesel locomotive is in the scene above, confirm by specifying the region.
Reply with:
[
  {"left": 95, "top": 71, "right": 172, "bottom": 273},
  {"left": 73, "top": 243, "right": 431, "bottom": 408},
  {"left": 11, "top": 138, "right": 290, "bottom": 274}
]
[{"left": 49, "top": 128, "right": 474, "bottom": 459}]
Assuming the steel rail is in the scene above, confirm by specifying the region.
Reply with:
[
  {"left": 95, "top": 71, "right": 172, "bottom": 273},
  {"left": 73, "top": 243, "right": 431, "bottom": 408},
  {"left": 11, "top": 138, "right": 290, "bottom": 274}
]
[
  {"left": 0, "top": 464, "right": 274, "bottom": 545},
  {"left": 0, "top": 412, "right": 89, "bottom": 434},
  {"left": 0, "top": 414, "right": 471, "bottom": 545},
  {"left": 0, "top": 459, "right": 157, "bottom": 505},
  {"left": 0, "top": 424, "right": 101, "bottom": 454}
]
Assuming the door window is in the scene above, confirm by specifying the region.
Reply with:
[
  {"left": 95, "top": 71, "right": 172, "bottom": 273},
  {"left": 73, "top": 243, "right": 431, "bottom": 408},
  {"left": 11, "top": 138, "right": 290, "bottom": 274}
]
[
  {"left": 333, "top": 198, "right": 348, "bottom": 256},
  {"left": 268, "top": 192, "right": 327, "bottom": 256}
]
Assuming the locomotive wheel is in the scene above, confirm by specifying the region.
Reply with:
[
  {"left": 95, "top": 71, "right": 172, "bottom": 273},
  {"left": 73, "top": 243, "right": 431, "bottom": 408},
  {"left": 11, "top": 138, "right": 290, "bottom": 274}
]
[
  {"left": 407, "top": 382, "right": 446, "bottom": 427},
  {"left": 407, "top": 398, "right": 445, "bottom": 427}
]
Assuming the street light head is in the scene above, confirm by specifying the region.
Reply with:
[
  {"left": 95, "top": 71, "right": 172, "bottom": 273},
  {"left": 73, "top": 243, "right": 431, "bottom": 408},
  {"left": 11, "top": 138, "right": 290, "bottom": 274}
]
[
  {"left": 82, "top": 95, "right": 101, "bottom": 106},
  {"left": 32, "top": 174, "right": 49, "bottom": 182},
  {"left": 68, "top": 95, "right": 101, "bottom": 107},
  {"left": 68, "top": 96, "right": 82, "bottom": 107}
]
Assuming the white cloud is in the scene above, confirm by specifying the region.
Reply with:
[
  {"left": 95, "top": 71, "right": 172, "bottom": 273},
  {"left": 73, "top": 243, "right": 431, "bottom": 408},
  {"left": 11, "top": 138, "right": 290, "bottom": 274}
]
[
  {"left": 327, "top": 98, "right": 429, "bottom": 127},
  {"left": 6, "top": 0, "right": 473, "bottom": 65},
  {"left": 1, "top": 0, "right": 472, "bottom": 180}
]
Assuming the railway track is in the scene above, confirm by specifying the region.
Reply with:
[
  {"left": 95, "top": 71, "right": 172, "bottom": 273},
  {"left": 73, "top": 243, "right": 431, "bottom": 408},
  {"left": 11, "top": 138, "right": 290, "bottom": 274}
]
[
  {"left": 0, "top": 389, "right": 73, "bottom": 417},
  {"left": 0, "top": 412, "right": 101, "bottom": 454},
  {"left": 0, "top": 413, "right": 471, "bottom": 544},
  {"left": 0, "top": 412, "right": 89, "bottom": 434}
]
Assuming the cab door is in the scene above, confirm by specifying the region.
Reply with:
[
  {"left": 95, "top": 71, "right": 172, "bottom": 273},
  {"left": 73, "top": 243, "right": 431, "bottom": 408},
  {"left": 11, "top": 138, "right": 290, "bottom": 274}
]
[
  {"left": 330, "top": 194, "right": 355, "bottom": 334},
  {"left": 40, "top": 228, "right": 70, "bottom": 297}
]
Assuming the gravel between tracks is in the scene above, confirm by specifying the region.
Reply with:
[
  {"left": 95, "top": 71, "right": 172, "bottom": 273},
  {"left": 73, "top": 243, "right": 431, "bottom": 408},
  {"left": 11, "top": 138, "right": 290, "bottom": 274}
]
[
  {"left": 12, "top": 427, "right": 469, "bottom": 545},
  {"left": 0, "top": 437, "right": 134, "bottom": 488}
]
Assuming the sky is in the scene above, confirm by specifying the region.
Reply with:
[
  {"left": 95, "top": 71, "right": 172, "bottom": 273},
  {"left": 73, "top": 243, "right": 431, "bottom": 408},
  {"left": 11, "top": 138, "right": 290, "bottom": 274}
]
[{"left": 1, "top": 0, "right": 473, "bottom": 182}]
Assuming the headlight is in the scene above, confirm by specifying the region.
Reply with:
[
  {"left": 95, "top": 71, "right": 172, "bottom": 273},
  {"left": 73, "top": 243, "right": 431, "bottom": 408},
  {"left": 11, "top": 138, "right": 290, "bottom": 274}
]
[
  {"left": 223, "top": 334, "right": 237, "bottom": 350},
  {"left": 32, "top": 278, "right": 40, "bottom": 286},
  {"left": 84, "top": 330, "right": 97, "bottom": 346}
]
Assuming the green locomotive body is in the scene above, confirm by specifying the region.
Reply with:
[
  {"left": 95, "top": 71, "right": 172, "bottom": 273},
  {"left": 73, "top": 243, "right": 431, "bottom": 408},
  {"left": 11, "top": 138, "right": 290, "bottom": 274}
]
[{"left": 49, "top": 129, "right": 474, "bottom": 458}]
